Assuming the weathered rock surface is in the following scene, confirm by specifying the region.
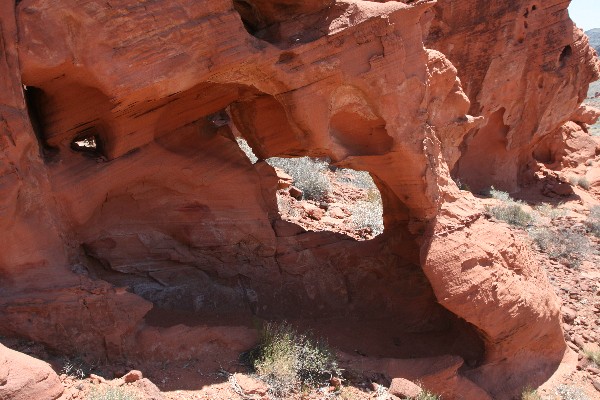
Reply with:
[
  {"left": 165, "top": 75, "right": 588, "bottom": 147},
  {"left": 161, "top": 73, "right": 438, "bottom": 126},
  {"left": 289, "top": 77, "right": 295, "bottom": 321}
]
[
  {"left": 425, "top": 0, "right": 600, "bottom": 192},
  {"left": 388, "top": 378, "right": 422, "bottom": 399},
  {"left": 0, "top": 0, "right": 597, "bottom": 399},
  {"left": 0, "top": 343, "right": 63, "bottom": 400}
]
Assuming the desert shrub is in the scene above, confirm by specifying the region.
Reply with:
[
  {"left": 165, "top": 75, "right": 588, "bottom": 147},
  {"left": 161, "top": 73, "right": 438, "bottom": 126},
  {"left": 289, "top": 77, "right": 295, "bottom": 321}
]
[
  {"left": 412, "top": 390, "right": 441, "bottom": 400},
  {"left": 267, "top": 157, "right": 331, "bottom": 201},
  {"left": 349, "top": 191, "right": 384, "bottom": 236},
  {"left": 246, "top": 322, "right": 340, "bottom": 397},
  {"left": 486, "top": 189, "right": 534, "bottom": 228},
  {"left": 489, "top": 188, "right": 511, "bottom": 202},
  {"left": 236, "top": 138, "right": 258, "bottom": 164},
  {"left": 578, "top": 177, "right": 591, "bottom": 190},
  {"left": 488, "top": 203, "right": 534, "bottom": 227},
  {"left": 586, "top": 205, "right": 600, "bottom": 237},
  {"left": 336, "top": 170, "right": 384, "bottom": 235},
  {"left": 555, "top": 384, "right": 590, "bottom": 400},
  {"left": 521, "top": 387, "right": 542, "bottom": 400},
  {"left": 336, "top": 169, "right": 376, "bottom": 190},
  {"left": 583, "top": 346, "right": 600, "bottom": 367},
  {"left": 60, "top": 357, "right": 89, "bottom": 379},
  {"left": 569, "top": 175, "right": 578, "bottom": 186},
  {"left": 533, "top": 203, "right": 565, "bottom": 221},
  {"left": 531, "top": 228, "right": 590, "bottom": 268},
  {"left": 87, "top": 387, "right": 138, "bottom": 400}
]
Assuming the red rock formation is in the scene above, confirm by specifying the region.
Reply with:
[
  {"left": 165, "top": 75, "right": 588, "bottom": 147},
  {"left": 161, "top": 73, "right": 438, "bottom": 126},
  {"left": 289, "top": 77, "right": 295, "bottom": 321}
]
[
  {"left": 0, "top": 0, "right": 594, "bottom": 398},
  {"left": 0, "top": 343, "right": 63, "bottom": 400},
  {"left": 425, "top": 0, "right": 600, "bottom": 192}
]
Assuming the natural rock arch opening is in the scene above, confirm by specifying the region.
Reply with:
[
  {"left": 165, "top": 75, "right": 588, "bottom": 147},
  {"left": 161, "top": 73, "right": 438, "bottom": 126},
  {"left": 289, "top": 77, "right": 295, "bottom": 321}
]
[
  {"left": 454, "top": 107, "right": 513, "bottom": 192},
  {"left": 18, "top": 77, "right": 485, "bottom": 366},
  {"left": 236, "top": 137, "right": 385, "bottom": 240},
  {"left": 0, "top": 0, "right": 588, "bottom": 397},
  {"left": 70, "top": 128, "right": 105, "bottom": 158}
]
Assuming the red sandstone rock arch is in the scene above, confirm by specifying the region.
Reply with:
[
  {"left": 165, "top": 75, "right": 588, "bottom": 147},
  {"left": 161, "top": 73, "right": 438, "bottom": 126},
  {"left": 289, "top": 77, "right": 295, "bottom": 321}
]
[{"left": 1, "top": 0, "right": 596, "bottom": 398}]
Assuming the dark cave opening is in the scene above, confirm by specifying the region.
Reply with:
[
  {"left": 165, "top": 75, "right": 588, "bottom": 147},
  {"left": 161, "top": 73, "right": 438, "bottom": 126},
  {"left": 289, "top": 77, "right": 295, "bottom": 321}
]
[
  {"left": 233, "top": 0, "right": 264, "bottom": 34},
  {"left": 23, "top": 86, "right": 59, "bottom": 163},
  {"left": 559, "top": 45, "right": 572, "bottom": 68}
]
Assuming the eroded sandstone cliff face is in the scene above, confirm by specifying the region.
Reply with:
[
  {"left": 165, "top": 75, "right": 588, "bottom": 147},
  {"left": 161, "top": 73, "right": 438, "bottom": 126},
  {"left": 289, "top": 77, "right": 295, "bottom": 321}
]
[
  {"left": 424, "top": 0, "right": 600, "bottom": 192},
  {"left": 0, "top": 0, "right": 597, "bottom": 398}
]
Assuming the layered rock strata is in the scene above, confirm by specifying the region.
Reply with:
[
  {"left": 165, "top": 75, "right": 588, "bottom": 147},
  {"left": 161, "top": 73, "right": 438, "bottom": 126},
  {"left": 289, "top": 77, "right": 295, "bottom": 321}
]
[{"left": 0, "top": 0, "right": 597, "bottom": 398}]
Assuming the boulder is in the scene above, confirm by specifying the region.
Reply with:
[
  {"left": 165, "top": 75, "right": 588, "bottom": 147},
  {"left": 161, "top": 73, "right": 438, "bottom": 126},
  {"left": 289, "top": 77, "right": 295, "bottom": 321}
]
[
  {"left": 389, "top": 378, "right": 422, "bottom": 398},
  {"left": 0, "top": 343, "right": 63, "bottom": 400}
]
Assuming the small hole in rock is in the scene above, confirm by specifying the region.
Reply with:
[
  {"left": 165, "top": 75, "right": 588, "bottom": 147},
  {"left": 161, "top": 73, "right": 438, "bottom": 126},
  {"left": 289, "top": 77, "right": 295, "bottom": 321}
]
[
  {"left": 559, "top": 45, "right": 572, "bottom": 67},
  {"left": 233, "top": 0, "right": 263, "bottom": 35},
  {"left": 70, "top": 129, "right": 104, "bottom": 158}
]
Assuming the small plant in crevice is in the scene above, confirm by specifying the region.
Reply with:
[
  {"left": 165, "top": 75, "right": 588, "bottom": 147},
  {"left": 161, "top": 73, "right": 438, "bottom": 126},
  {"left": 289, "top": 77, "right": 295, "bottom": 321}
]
[
  {"left": 242, "top": 322, "right": 340, "bottom": 397},
  {"left": 521, "top": 387, "right": 543, "bottom": 400},
  {"left": 486, "top": 188, "right": 534, "bottom": 228},
  {"left": 530, "top": 227, "right": 590, "bottom": 268},
  {"left": 87, "top": 387, "right": 139, "bottom": 400},
  {"left": 60, "top": 356, "right": 88, "bottom": 380}
]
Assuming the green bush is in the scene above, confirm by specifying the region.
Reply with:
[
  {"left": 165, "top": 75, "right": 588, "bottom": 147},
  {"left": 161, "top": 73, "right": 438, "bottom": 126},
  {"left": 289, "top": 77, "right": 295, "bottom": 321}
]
[
  {"left": 88, "top": 387, "right": 138, "bottom": 400},
  {"left": 486, "top": 189, "right": 534, "bottom": 228},
  {"left": 246, "top": 322, "right": 340, "bottom": 397},
  {"left": 267, "top": 157, "right": 331, "bottom": 201},
  {"left": 489, "top": 188, "right": 511, "bottom": 202},
  {"left": 488, "top": 203, "right": 534, "bottom": 227},
  {"left": 531, "top": 228, "right": 590, "bottom": 268}
]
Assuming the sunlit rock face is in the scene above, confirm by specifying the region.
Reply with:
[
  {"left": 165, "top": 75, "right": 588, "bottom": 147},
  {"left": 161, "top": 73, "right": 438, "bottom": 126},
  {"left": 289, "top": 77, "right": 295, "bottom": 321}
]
[
  {"left": 1, "top": 0, "right": 597, "bottom": 398},
  {"left": 424, "top": 0, "right": 600, "bottom": 192}
]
